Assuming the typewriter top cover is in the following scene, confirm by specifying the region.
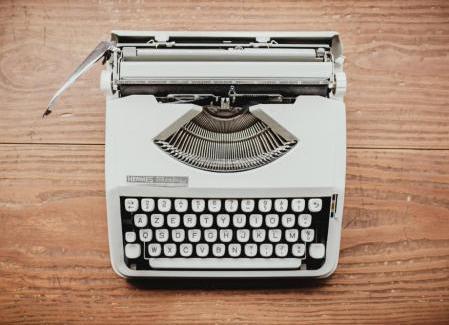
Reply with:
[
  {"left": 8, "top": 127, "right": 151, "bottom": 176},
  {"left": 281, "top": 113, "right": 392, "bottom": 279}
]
[
  {"left": 102, "top": 31, "right": 345, "bottom": 187},
  {"left": 47, "top": 31, "right": 347, "bottom": 278}
]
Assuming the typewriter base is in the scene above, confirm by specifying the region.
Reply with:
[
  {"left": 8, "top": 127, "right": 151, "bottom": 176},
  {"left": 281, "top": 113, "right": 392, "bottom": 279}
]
[
  {"left": 105, "top": 94, "right": 346, "bottom": 278},
  {"left": 106, "top": 187, "right": 344, "bottom": 279}
]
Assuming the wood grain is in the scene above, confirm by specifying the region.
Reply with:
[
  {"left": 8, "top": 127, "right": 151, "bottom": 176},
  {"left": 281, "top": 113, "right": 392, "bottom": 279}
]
[
  {"left": 0, "top": 145, "right": 448, "bottom": 324},
  {"left": 0, "top": 0, "right": 448, "bottom": 148},
  {"left": 1, "top": 1, "right": 449, "bottom": 324}
]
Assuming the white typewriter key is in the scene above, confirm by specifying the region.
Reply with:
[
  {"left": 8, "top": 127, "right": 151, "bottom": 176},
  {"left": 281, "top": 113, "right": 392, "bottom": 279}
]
[
  {"left": 212, "top": 243, "right": 226, "bottom": 257},
  {"left": 260, "top": 243, "right": 273, "bottom": 257},
  {"left": 217, "top": 214, "right": 230, "bottom": 228},
  {"left": 200, "top": 214, "right": 213, "bottom": 228},
  {"left": 204, "top": 229, "right": 218, "bottom": 243},
  {"left": 180, "top": 243, "right": 193, "bottom": 257},
  {"left": 174, "top": 199, "right": 188, "bottom": 212},
  {"left": 125, "top": 231, "right": 136, "bottom": 243},
  {"left": 292, "top": 243, "right": 306, "bottom": 257},
  {"left": 249, "top": 214, "right": 263, "bottom": 228},
  {"left": 244, "top": 243, "right": 257, "bottom": 257},
  {"left": 298, "top": 214, "right": 312, "bottom": 228},
  {"left": 225, "top": 199, "right": 238, "bottom": 213},
  {"left": 308, "top": 198, "right": 322, "bottom": 212},
  {"left": 274, "top": 199, "right": 288, "bottom": 213},
  {"left": 228, "top": 244, "right": 241, "bottom": 257},
  {"left": 275, "top": 244, "right": 288, "bottom": 257},
  {"left": 192, "top": 199, "right": 205, "bottom": 213},
  {"left": 134, "top": 214, "right": 148, "bottom": 227},
  {"left": 139, "top": 229, "right": 152, "bottom": 242},
  {"left": 125, "top": 243, "right": 141, "bottom": 259},
  {"left": 150, "top": 214, "right": 164, "bottom": 227},
  {"left": 301, "top": 229, "right": 315, "bottom": 242},
  {"left": 219, "top": 229, "right": 233, "bottom": 242},
  {"left": 149, "top": 258, "right": 301, "bottom": 269},
  {"left": 291, "top": 199, "right": 305, "bottom": 212},
  {"left": 167, "top": 214, "right": 180, "bottom": 228},
  {"left": 309, "top": 243, "right": 326, "bottom": 259},
  {"left": 124, "top": 198, "right": 138, "bottom": 212},
  {"left": 237, "top": 229, "right": 250, "bottom": 243},
  {"left": 258, "top": 199, "right": 272, "bottom": 212},
  {"left": 268, "top": 229, "right": 282, "bottom": 242},
  {"left": 141, "top": 198, "right": 155, "bottom": 212},
  {"left": 183, "top": 214, "right": 197, "bottom": 228},
  {"left": 252, "top": 229, "right": 266, "bottom": 242},
  {"left": 172, "top": 229, "right": 185, "bottom": 242},
  {"left": 241, "top": 199, "right": 255, "bottom": 213},
  {"left": 188, "top": 229, "right": 201, "bottom": 242},
  {"left": 155, "top": 229, "right": 169, "bottom": 243},
  {"left": 196, "top": 243, "right": 209, "bottom": 257},
  {"left": 158, "top": 199, "right": 171, "bottom": 212},
  {"left": 208, "top": 199, "right": 221, "bottom": 212},
  {"left": 148, "top": 243, "right": 161, "bottom": 257},
  {"left": 282, "top": 214, "right": 295, "bottom": 228},
  {"left": 285, "top": 229, "right": 299, "bottom": 242},
  {"left": 233, "top": 214, "right": 246, "bottom": 228},
  {"left": 164, "top": 243, "right": 177, "bottom": 257},
  {"left": 265, "top": 214, "right": 279, "bottom": 228}
]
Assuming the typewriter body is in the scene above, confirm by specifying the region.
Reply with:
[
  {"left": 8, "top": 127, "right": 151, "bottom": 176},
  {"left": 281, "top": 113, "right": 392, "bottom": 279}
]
[{"left": 47, "top": 31, "right": 346, "bottom": 278}]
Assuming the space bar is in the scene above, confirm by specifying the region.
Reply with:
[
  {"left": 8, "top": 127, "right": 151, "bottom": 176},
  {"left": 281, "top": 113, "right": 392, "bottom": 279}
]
[{"left": 149, "top": 258, "right": 301, "bottom": 269}]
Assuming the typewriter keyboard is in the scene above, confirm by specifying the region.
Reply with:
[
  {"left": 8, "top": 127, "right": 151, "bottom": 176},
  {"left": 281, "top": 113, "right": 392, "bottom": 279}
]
[{"left": 120, "top": 196, "right": 331, "bottom": 270}]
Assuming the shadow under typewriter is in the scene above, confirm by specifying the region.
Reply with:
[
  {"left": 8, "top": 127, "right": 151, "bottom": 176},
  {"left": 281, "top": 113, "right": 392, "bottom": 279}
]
[
  {"left": 127, "top": 276, "right": 329, "bottom": 290},
  {"left": 154, "top": 107, "right": 297, "bottom": 172}
]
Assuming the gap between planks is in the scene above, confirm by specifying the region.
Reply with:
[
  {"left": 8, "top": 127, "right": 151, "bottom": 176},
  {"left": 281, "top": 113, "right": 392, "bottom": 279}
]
[{"left": 0, "top": 142, "right": 448, "bottom": 151}]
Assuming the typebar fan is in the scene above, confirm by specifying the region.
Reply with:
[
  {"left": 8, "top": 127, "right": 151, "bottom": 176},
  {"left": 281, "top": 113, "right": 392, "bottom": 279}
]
[{"left": 154, "top": 109, "right": 297, "bottom": 172}]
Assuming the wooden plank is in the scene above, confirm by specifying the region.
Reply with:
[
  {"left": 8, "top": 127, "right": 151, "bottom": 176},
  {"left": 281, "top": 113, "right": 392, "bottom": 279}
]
[
  {"left": 0, "top": 144, "right": 448, "bottom": 324},
  {"left": 0, "top": 0, "right": 449, "bottom": 148}
]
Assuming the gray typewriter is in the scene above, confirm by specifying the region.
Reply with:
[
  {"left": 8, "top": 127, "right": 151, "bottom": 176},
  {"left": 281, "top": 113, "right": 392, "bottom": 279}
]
[{"left": 47, "top": 31, "right": 347, "bottom": 278}]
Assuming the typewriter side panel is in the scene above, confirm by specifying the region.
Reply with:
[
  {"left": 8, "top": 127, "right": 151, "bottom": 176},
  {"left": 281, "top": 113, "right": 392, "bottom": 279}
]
[
  {"left": 250, "top": 96, "right": 346, "bottom": 278},
  {"left": 104, "top": 96, "right": 202, "bottom": 277}
]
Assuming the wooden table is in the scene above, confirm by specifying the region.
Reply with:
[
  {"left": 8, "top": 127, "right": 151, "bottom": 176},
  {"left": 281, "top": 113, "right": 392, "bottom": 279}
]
[{"left": 1, "top": 1, "right": 448, "bottom": 324}]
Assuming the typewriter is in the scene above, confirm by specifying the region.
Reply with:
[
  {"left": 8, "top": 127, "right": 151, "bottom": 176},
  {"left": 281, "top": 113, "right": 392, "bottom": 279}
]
[{"left": 46, "top": 31, "right": 347, "bottom": 278}]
